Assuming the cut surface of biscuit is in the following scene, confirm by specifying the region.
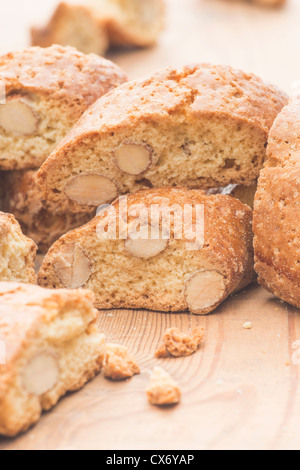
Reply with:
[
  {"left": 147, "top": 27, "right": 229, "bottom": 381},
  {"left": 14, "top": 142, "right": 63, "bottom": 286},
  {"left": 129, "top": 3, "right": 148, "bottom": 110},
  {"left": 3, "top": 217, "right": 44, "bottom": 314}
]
[
  {"left": 0, "top": 212, "right": 37, "bottom": 283},
  {"left": 0, "top": 45, "right": 127, "bottom": 170},
  {"left": 38, "top": 188, "right": 254, "bottom": 315},
  {"left": 0, "top": 283, "right": 106, "bottom": 437},
  {"left": 36, "top": 63, "right": 287, "bottom": 213}
]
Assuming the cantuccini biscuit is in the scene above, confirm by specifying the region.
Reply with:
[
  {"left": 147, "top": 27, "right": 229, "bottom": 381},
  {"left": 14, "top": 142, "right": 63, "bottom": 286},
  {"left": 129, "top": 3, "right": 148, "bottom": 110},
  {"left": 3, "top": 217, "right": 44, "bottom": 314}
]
[
  {"left": 36, "top": 63, "right": 287, "bottom": 214},
  {"left": 38, "top": 188, "right": 255, "bottom": 315},
  {"left": 31, "top": 3, "right": 109, "bottom": 56},
  {"left": 0, "top": 212, "right": 36, "bottom": 283},
  {"left": 0, "top": 283, "right": 106, "bottom": 437},
  {"left": 0, "top": 45, "right": 127, "bottom": 170},
  {"left": 31, "top": 0, "right": 165, "bottom": 54},
  {"left": 254, "top": 97, "right": 300, "bottom": 308}
]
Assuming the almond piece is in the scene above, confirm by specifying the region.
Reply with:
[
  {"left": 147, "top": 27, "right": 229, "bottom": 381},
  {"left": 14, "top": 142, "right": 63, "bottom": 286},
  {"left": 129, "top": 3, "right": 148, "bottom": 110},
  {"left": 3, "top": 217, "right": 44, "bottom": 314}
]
[
  {"left": 115, "top": 143, "right": 152, "bottom": 175},
  {"left": 64, "top": 174, "right": 118, "bottom": 206},
  {"left": 53, "top": 244, "right": 91, "bottom": 289},
  {"left": 0, "top": 96, "right": 38, "bottom": 135},
  {"left": 125, "top": 235, "right": 168, "bottom": 259},
  {"left": 22, "top": 352, "right": 59, "bottom": 395},
  {"left": 185, "top": 271, "right": 226, "bottom": 315}
]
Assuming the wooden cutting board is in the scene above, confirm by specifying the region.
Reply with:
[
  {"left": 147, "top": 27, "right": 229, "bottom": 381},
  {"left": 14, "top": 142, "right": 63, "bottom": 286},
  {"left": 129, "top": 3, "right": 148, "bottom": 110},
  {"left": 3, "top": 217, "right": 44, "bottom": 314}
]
[{"left": 1, "top": 0, "right": 300, "bottom": 451}]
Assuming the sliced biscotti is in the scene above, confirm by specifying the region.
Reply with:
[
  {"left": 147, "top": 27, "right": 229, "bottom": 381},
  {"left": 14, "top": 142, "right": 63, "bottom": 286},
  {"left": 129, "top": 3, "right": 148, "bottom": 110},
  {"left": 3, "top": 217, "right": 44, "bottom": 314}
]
[
  {"left": 2, "top": 170, "right": 94, "bottom": 253},
  {"left": 0, "top": 212, "right": 37, "bottom": 283},
  {"left": 31, "top": 3, "right": 109, "bottom": 56},
  {"left": 32, "top": 1, "right": 165, "bottom": 53},
  {"left": 38, "top": 188, "right": 254, "bottom": 315},
  {"left": 0, "top": 283, "right": 105, "bottom": 437},
  {"left": 36, "top": 64, "right": 287, "bottom": 214},
  {"left": 254, "top": 97, "right": 300, "bottom": 308},
  {"left": 91, "top": 0, "right": 165, "bottom": 47},
  {"left": 0, "top": 45, "right": 127, "bottom": 170}
]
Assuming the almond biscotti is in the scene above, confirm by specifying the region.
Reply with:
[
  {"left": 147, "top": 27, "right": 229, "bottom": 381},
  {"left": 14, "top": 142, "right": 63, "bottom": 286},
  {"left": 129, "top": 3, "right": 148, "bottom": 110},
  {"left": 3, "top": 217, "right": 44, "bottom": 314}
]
[
  {"left": 31, "top": 1, "right": 165, "bottom": 54},
  {"left": 36, "top": 64, "right": 287, "bottom": 214},
  {"left": 0, "top": 283, "right": 106, "bottom": 437},
  {"left": 254, "top": 97, "right": 300, "bottom": 308},
  {"left": 0, "top": 45, "right": 127, "bottom": 170},
  {"left": 91, "top": 0, "right": 165, "bottom": 47},
  {"left": 31, "top": 3, "right": 109, "bottom": 56},
  {"left": 0, "top": 212, "right": 37, "bottom": 283},
  {"left": 38, "top": 188, "right": 254, "bottom": 315},
  {"left": 2, "top": 170, "right": 94, "bottom": 253}
]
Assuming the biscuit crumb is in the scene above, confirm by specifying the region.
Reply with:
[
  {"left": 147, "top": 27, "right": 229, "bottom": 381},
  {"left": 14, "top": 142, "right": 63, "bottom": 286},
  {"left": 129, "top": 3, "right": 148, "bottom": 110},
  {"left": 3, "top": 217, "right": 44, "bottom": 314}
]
[
  {"left": 155, "top": 326, "right": 205, "bottom": 358},
  {"left": 243, "top": 321, "right": 253, "bottom": 330},
  {"left": 146, "top": 367, "right": 181, "bottom": 406},
  {"left": 103, "top": 343, "right": 140, "bottom": 381}
]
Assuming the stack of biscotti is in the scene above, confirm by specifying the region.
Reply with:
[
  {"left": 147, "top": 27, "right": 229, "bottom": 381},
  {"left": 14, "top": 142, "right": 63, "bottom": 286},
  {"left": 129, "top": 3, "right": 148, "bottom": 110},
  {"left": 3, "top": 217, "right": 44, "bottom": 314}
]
[
  {"left": 0, "top": 44, "right": 127, "bottom": 253},
  {"left": 31, "top": 0, "right": 165, "bottom": 56},
  {"left": 36, "top": 63, "right": 287, "bottom": 314}
]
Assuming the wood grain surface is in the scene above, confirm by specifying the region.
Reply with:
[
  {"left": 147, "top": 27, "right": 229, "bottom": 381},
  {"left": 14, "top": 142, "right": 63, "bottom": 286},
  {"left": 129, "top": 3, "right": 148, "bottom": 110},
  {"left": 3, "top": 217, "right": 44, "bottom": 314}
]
[{"left": 1, "top": 0, "right": 300, "bottom": 451}]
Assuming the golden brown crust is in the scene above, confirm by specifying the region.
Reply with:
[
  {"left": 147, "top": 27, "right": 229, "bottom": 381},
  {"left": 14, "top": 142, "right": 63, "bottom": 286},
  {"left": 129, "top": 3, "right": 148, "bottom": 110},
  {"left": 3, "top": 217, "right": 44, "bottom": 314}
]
[
  {"left": 38, "top": 187, "right": 254, "bottom": 314},
  {"left": 0, "top": 211, "right": 37, "bottom": 283},
  {"left": 0, "top": 45, "right": 126, "bottom": 122},
  {"left": 254, "top": 97, "right": 300, "bottom": 308},
  {"left": 0, "top": 45, "right": 127, "bottom": 171},
  {"left": 41, "top": 63, "right": 286, "bottom": 155},
  {"left": 0, "top": 282, "right": 105, "bottom": 437},
  {"left": 266, "top": 97, "right": 300, "bottom": 168},
  {"left": 254, "top": 167, "right": 300, "bottom": 307},
  {"left": 3, "top": 170, "right": 94, "bottom": 253},
  {"left": 37, "top": 63, "right": 287, "bottom": 209}
]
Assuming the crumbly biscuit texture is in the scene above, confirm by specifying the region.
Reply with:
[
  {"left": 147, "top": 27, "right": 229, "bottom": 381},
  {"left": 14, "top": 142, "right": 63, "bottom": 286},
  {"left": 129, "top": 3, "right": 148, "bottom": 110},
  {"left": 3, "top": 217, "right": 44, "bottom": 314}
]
[
  {"left": 3, "top": 170, "right": 94, "bottom": 253},
  {"left": 0, "top": 45, "right": 127, "bottom": 170},
  {"left": 0, "top": 212, "right": 37, "bottom": 283},
  {"left": 0, "top": 282, "right": 106, "bottom": 437},
  {"left": 38, "top": 188, "right": 255, "bottom": 315},
  {"left": 146, "top": 367, "right": 181, "bottom": 406},
  {"left": 36, "top": 63, "right": 287, "bottom": 213},
  {"left": 254, "top": 96, "right": 300, "bottom": 308},
  {"left": 155, "top": 326, "right": 205, "bottom": 358},
  {"left": 103, "top": 343, "right": 140, "bottom": 380}
]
